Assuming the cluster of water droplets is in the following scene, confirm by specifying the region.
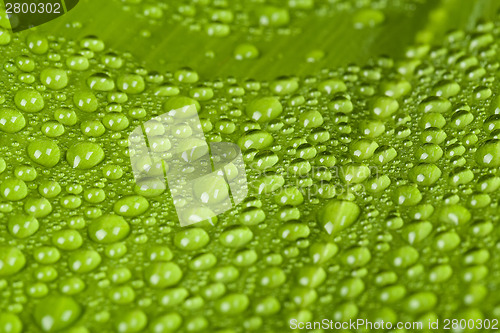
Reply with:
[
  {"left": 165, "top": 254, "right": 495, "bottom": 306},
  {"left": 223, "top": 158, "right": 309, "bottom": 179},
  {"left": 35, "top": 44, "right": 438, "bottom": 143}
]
[
  {"left": 0, "top": 9, "right": 500, "bottom": 333},
  {"left": 109, "top": 0, "right": 409, "bottom": 47}
]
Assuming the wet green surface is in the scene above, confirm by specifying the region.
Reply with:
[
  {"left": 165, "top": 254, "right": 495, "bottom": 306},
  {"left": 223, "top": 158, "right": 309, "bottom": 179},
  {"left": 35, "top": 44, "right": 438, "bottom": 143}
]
[{"left": 0, "top": 0, "right": 500, "bottom": 332}]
